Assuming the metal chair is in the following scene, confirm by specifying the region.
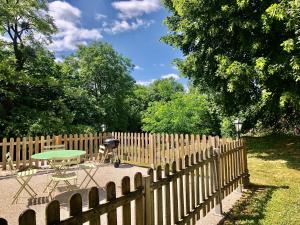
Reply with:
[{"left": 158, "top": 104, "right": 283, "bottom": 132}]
[
  {"left": 78, "top": 148, "right": 102, "bottom": 189},
  {"left": 47, "top": 158, "right": 79, "bottom": 199},
  {"left": 6, "top": 152, "right": 37, "bottom": 204}
]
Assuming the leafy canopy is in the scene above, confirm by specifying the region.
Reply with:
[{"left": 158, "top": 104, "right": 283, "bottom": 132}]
[{"left": 162, "top": 0, "right": 300, "bottom": 133}]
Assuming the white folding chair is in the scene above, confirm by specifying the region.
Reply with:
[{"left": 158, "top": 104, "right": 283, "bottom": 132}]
[{"left": 6, "top": 153, "right": 38, "bottom": 204}]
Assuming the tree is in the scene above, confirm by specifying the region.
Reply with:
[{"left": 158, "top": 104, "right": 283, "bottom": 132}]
[
  {"left": 0, "top": 48, "right": 72, "bottom": 137},
  {"left": 0, "top": 0, "right": 56, "bottom": 70},
  {"left": 162, "top": 0, "right": 300, "bottom": 133},
  {"left": 127, "top": 78, "right": 185, "bottom": 131},
  {"left": 0, "top": 0, "right": 57, "bottom": 133},
  {"left": 62, "top": 42, "right": 135, "bottom": 132},
  {"left": 147, "top": 78, "right": 184, "bottom": 102},
  {"left": 142, "top": 91, "right": 220, "bottom": 134}
]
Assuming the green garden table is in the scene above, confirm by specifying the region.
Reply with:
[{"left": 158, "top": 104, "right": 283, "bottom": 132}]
[
  {"left": 31, "top": 150, "right": 85, "bottom": 193},
  {"left": 31, "top": 150, "right": 86, "bottom": 161}
]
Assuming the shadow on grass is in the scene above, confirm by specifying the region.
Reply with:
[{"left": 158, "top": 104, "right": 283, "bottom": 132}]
[
  {"left": 244, "top": 135, "right": 300, "bottom": 170},
  {"left": 222, "top": 183, "right": 289, "bottom": 225}
]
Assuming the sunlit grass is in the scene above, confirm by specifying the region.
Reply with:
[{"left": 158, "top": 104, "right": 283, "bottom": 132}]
[{"left": 223, "top": 135, "right": 300, "bottom": 225}]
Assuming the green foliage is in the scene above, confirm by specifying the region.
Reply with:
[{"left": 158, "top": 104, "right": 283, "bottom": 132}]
[
  {"left": 147, "top": 78, "right": 184, "bottom": 102},
  {"left": 61, "top": 42, "right": 135, "bottom": 132},
  {"left": 0, "top": 48, "right": 73, "bottom": 137},
  {"left": 142, "top": 90, "right": 219, "bottom": 134},
  {"left": 220, "top": 117, "right": 236, "bottom": 137},
  {"left": 0, "top": 0, "right": 56, "bottom": 70},
  {"left": 162, "top": 0, "right": 300, "bottom": 133},
  {"left": 127, "top": 78, "right": 185, "bottom": 131}
]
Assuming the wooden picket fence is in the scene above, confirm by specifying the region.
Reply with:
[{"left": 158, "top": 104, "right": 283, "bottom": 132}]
[
  {"left": 0, "top": 139, "right": 249, "bottom": 225},
  {"left": 112, "top": 132, "right": 231, "bottom": 168},
  {"left": 0, "top": 132, "right": 231, "bottom": 170},
  {"left": 0, "top": 133, "right": 110, "bottom": 170}
]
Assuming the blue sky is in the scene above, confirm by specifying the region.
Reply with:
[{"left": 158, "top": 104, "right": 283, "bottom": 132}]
[{"left": 48, "top": 0, "right": 187, "bottom": 87}]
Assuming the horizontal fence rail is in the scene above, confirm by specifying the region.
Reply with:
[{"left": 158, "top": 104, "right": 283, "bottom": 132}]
[{"left": 0, "top": 139, "right": 249, "bottom": 225}]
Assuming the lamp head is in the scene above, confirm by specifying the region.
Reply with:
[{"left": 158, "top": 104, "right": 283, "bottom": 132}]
[{"left": 234, "top": 118, "right": 243, "bottom": 132}]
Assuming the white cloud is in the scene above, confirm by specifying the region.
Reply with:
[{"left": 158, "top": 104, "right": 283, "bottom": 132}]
[
  {"left": 55, "top": 57, "right": 64, "bottom": 63},
  {"left": 95, "top": 13, "right": 107, "bottom": 20},
  {"left": 172, "top": 65, "right": 178, "bottom": 70},
  {"left": 134, "top": 65, "right": 143, "bottom": 70},
  {"left": 136, "top": 79, "right": 156, "bottom": 86},
  {"left": 136, "top": 73, "right": 181, "bottom": 86},
  {"left": 112, "top": 0, "right": 161, "bottom": 19},
  {"left": 48, "top": 1, "right": 102, "bottom": 52},
  {"left": 161, "top": 73, "right": 180, "bottom": 80},
  {"left": 104, "top": 19, "right": 153, "bottom": 34}
]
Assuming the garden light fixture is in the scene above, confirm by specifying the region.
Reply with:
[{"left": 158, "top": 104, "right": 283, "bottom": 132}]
[{"left": 234, "top": 118, "right": 243, "bottom": 140}]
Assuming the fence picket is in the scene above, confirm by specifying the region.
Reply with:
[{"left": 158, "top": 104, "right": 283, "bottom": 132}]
[
  {"left": 40, "top": 136, "right": 45, "bottom": 166},
  {"left": 190, "top": 154, "right": 196, "bottom": 225},
  {"left": 9, "top": 138, "right": 14, "bottom": 167},
  {"left": 69, "top": 134, "right": 73, "bottom": 150},
  {"left": 2, "top": 138, "right": 7, "bottom": 170},
  {"left": 19, "top": 209, "right": 36, "bottom": 225},
  {"left": 172, "top": 161, "right": 179, "bottom": 223},
  {"left": 200, "top": 151, "right": 206, "bottom": 216},
  {"left": 156, "top": 165, "right": 163, "bottom": 225},
  {"left": 147, "top": 168, "right": 154, "bottom": 224},
  {"left": 46, "top": 200, "right": 60, "bottom": 225},
  {"left": 179, "top": 158, "right": 184, "bottom": 219},
  {"left": 164, "top": 164, "right": 171, "bottom": 225},
  {"left": 122, "top": 176, "right": 131, "bottom": 225},
  {"left": 34, "top": 137, "right": 39, "bottom": 167},
  {"left": 107, "top": 182, "right": 117, "bottom": 225},
  {"left": 70, "top": 193, "right": 83, "bottom": 225},
  {"left": 134, "top": 172, "right": 144, "bottom": 225},
  {"left": 22, "top": 137, "right": 27, "bottom": 166},
  {"left": 89, "top": 134, "right": 93, "bottom": 161},
  {"left": 185, "top": 155, "right": 191, "bottom": 225},
  {"left": 89, "top": 187, "right": 100, "bottom": 225},
  {"left": 28, "top": 137, "right": 33, "bottom": 166},
  {"left": 195, "top": 152, "right": 200, "bottom": 220}
]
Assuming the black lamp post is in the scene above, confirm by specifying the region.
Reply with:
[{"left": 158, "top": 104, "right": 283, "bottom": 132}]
[{"left": 234, "top": 119, "right": 243, "bottom": 140}]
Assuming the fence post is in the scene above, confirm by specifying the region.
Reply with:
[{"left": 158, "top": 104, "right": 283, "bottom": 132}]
[
  {"left": 241, "top": 139, "right": 250, "bottom": 188},
  {"left": 213, "top": 147, "right": 223, "bottom": 215}
]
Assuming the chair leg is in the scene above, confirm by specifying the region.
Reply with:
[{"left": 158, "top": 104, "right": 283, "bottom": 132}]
[{"left": 84, "top": 167, "right": 100, "bottom": 188}]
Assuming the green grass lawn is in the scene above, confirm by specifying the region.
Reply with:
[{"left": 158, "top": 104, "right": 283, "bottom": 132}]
[{"left": 223, "top": 135, "right": 300, "bottom": 225}]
